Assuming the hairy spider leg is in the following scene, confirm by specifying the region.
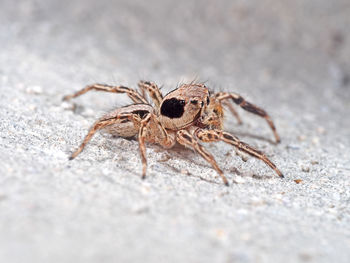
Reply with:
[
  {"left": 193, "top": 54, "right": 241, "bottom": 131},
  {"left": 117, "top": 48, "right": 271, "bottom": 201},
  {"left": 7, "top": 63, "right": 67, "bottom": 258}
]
[
  {"left": 63, "top": 83, "right": 148, "bottom": 104},
  {"left": 138, "top": 81, "right": 163, "bottom": 108},
  {"left": 195, "top": 128, "right": 283, "bottom": 178},
  {"left": 215, "top": 92, "right": 280, "bottom": 143},
  {"left": 69, "top": 113, "right": 139, "bottom": 160},
  {"left": 176, "top": 129, "right": 229, "bottom": 186}
]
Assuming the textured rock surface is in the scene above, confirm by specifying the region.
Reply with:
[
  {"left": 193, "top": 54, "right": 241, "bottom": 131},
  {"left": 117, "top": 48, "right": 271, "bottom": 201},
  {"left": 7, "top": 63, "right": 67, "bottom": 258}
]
[{"left": 1, "top": 0, "right": 349, "bottom": 262}]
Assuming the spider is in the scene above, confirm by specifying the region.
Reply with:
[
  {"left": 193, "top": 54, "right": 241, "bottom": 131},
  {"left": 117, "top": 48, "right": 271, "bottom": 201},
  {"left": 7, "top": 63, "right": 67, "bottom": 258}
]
[{"left": 63, "top": 80, "right": 283, "bottom": 186}]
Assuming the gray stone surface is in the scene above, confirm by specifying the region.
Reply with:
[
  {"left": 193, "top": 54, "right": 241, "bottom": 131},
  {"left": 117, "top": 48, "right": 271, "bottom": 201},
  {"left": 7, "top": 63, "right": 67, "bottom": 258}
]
[{"left": 1, "top": 0, "right": 349, "bottom": 262}]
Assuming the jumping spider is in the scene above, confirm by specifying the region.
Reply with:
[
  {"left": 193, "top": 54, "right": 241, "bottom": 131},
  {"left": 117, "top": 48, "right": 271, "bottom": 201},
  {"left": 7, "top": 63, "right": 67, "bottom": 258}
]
[{"left": 63, "top": 81, "right": 283, "bottom": 186}]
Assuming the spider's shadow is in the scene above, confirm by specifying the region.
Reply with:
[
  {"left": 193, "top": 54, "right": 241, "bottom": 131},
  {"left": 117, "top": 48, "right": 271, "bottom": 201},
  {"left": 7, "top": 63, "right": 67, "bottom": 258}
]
[
  {"left": 105, "top": 133, "right": 277, "bottom": 184},
  {"left": 158, "top": 143, "right": 274, "bottom": 183},
  {"left": 159, "top": 162, "right": 222, "bottom": 185},
  {"left": 229, "top": 130, "right": 277, "bottom": 145}
]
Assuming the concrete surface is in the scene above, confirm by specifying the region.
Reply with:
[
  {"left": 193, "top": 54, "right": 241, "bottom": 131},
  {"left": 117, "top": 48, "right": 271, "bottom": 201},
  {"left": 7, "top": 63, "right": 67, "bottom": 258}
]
[{"left": 0, "top": 0, "right": 349, "bottom": 262}]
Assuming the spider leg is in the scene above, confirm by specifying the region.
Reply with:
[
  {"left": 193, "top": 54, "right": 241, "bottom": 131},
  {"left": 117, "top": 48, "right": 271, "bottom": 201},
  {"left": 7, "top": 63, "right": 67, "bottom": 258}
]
[
  {"left": 63, "top": 83, "right": 148, "bottom": 104},
  {"left": 138, "top": 113, "right": 175, "bottom": 179},
  {"left": 195, "top": 128, "right": 284, "bottom": 178},
  {"left": 176, "top": 130, "right": 229, "bottom": 186},
  {"left": 138, "top": 81, "right": 163, "bottom": 108},
  {"left": 215, "top": 92, "right": 280, "bottom": 143},
  {"left": 69, "top": 113, "right": 137, "bottom": 160},
  {"left": 138, "top": 114, "right": 151, "bottom": 179}
]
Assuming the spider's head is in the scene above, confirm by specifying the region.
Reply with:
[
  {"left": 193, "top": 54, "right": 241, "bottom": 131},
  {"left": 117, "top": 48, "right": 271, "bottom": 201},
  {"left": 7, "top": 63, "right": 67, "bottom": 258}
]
[
  {"left": 158, "top": 83, "right": 210, "bottom": 130},
  {"left": 197, "top": 96, "right": 224, "bottom": 129}
]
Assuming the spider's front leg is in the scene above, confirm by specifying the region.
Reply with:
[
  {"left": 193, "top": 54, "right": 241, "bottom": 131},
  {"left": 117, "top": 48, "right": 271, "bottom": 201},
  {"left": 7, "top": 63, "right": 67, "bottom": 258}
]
[
  {"left": 63, "top": 83, "right": 148, "bottom": 104},
  {"left": 215, "top": 92, "right": 280, "bottom": 143},
  {"left": 176, "top": 129, "right": 229, "bottom": 186},
  {"left": 194, "top": 128, "right": 284, "bottom": 178}
]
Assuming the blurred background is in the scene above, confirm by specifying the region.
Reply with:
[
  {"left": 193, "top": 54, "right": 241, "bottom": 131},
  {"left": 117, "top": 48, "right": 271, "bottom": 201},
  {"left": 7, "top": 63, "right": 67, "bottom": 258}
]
[
  {"left": 1, "top": 0, "right": 349, "bottom": 262},
  {"left": 2, "top": 0, "right": 350, "bottom": 96}
]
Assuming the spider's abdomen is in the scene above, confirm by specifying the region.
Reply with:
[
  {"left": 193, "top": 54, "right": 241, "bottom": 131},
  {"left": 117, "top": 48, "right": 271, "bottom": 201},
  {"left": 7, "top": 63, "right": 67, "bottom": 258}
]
[{"left": 101, "top": 104, "right": 153, "bottom": 137}]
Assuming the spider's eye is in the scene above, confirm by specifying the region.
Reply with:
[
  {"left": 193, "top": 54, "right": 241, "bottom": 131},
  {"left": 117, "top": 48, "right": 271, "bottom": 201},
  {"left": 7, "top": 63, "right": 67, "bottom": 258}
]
[
  {"left": 206, "top": 96, "right": 210, "bottom": 105},
  {"left": 201, "top": 101, "right": 204, "bottom": 107},
  {"left": 160, "top": 98, "right": 186, "bottom": 118},
  {"left": 190, "top": 100, "right": 198, "bottom": 105}
]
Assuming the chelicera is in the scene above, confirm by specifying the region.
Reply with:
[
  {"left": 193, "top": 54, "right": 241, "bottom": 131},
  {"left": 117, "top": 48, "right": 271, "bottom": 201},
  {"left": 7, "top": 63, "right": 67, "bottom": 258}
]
[{"left": 63, "top": 81, "right": 283, "bottom": 186}]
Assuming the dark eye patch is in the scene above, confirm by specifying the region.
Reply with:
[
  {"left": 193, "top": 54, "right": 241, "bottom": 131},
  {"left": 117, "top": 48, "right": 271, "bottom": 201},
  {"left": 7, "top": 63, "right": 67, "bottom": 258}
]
[
  {"left": 190, "top": 100, "right": 198, "bottom": 105},
  {"left": 132, "top": 110, "right": 149, "bottom": 119},
  {"left": 160, "top": 98, "right": 186, "bottom": 118}
]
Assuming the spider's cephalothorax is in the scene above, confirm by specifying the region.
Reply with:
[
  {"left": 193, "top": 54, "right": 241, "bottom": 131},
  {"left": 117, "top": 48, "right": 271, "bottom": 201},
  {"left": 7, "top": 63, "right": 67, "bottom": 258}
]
[
  {"left": 63, "top": 80, "right": 283, "bottom": 186},
  {"left": 159, "top": 83, "right": 210, "bottom": 130}
]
